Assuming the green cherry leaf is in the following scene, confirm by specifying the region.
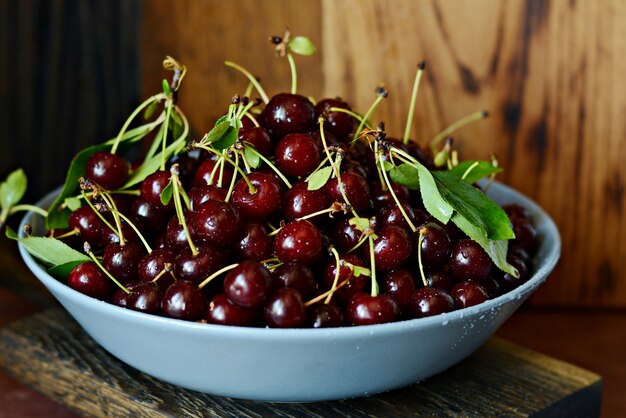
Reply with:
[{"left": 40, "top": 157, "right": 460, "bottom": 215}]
[
  {"left": 389, "top": 164, "right": 420, "bottom": 190},
  {"left": 48, "top": 261, "right": 84, "bottom": 282},
  {"left": 447, "top": 160, "right": 502, "bottom": 184},
  {"left": 6, "top": 226, "right": 90, "bottom": 267},
  {"left": 212, "top": 126, "right": 239, "bottom": 150},
  {"left": 160, "top": 181, "right": 173, "bottom": 205},
  {"left": 63, "top": 196, "right": 82, "bottom": 212},
  {"left": 351, "top": 265, "right": 371, "bottom": 278},
  {"left": 306, "top": 166, "right": 333, "bottom": 191},
  {"left": 287, "top": 36, "right": 317, "bottom": 56},
  {"left": 243, "top": 145, "right": 261, "bottom": 169},
  {"left": 0, "top": 168, "right": 27, "bottom": 211},
  {"left": 162, "top": 79, "right": 171, "bottom": 95},
  {"left": 206, "top": 120, "right": 231, "bottom": 144},
  {"left": 143, "top": 100, "right": 159, "bottom": 120},
  {"left": 122, "top": 136, "right": 186, "bottom": 189},
  {"left": 348, "top": 217, "right": 371, "bottom": 233}
]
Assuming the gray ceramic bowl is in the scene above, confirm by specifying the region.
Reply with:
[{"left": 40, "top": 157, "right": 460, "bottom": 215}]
[{"left": 19, "top": 182, "right": 560, "bottom": 402}]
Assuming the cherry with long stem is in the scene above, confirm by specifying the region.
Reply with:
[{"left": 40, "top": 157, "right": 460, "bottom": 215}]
[
  {"left": 430, "top": 110, "right": 489, "bottom": 154},
  {"left": 402, "top": 60, "right": 426, "bottom": 145}
]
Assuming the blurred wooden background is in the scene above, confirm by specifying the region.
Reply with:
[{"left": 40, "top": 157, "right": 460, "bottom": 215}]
[{"left": 2, "top": 0, "right": 626, "bottom": 308}]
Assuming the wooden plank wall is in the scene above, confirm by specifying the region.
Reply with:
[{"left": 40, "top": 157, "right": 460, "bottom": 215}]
[{"left": 60, "top": 0, "right": 623, "bottom": 308}]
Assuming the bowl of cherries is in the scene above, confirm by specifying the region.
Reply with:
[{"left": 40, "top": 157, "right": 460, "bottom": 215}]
[{"left": 4, "top": 34, "right": 560, "bottom": 402}]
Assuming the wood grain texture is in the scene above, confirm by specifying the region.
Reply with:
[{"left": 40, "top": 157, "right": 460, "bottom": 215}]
[
  {"left": 0, "top": 309, "right": 602, "bottom": 418},
  {"left": 141, "top": 0, "right": 626, "bottom": 306},
  {"left": 0, "top": 0, "right": 141, "bottom": 200}
]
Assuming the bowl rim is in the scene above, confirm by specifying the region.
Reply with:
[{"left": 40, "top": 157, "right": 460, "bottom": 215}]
[{"left": 18, "top": 181, "right": 561, "bottom": 339}]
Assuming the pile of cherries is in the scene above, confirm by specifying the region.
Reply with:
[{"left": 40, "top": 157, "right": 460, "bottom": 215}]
[{"left": 58, "top": 92, "right": 538, "bottom": 328}]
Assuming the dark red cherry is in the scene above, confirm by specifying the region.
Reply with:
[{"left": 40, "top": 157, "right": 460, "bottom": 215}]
[
  {"left": 307, "top": 304, "right": 345, "bottom": 328},
  {"left": 224, "top": 261, "right": 274, "bottom": 308},
  {"left": 167, "top": 151, "right": 202, "bottom": 187},
  {"left": 330, "top": 218, "right": 361, "bottom": 253},
  {"left": 138, "top": 247, "right": 177, "bottom": 286},
  {"left": 131, "top": 197, "right": 170, "bottom": 234},
  {"left": 274, "top": 220, "right": 324, "bottom": 265},
  {"left": 314, "top": 98, "right": 355, "bottom": 142},
  {"left": 110, "top": 281, "right": 141, "bottom": 308},
  {"left": 340, "top": 158, "right": 369, "bottom": 180},
  {"left": 102, "top": 242, "right": 145, "bottom": 284},
  {"left": 324, "top": 172, "right": 371, "bottom": 213},
  {"left": 68, "top": 206, "right": 104, "bottom": 245},
  {"left": 371, "top": 182, "right": 411, "bottom": 212},
  {"left": 236, "top": 221, "right": 273, "bottom": 262},
  {"left": 368, "top": 225, "right": 412, "bottom": 271},
  {"left": 193, "top": 159, "right": 234, "bottom": 188},
  {"left": 189, "top": 185, "right": 227, "bottom": 210},
  {"left": 239, "top": 127, "right": 274, "bottom": 157},
  {"left": 424, "top": 271, "right": 457, "bottom": 291},
  {"left": 322, "top": 254, "right": 368, "bottom": 303},
  {"left": 282, "top": 181, "right": 329, "bottom": 222},
  {"left": 261, "top": 93, "right": 316, "bottom": 138},
  {"left": 85, "top": 151, "right": 129, "bottom": 190},
  {"left": 414, "top": 222, "right": 451, "bottom": 267},
  {"left": 97, "top": 221, "right": 139, "bottom": 248},
  {"left": 273, "top": 262, "right": 317, "bottom": 299},
  {"left": 346, "top": 293, "right": 400, "bottom": 326},
  {"left": 68, "top": 262, "right": 112, "bottom": 299},
  {"left": 274, "top": 133, "right": 321, "bottom": 177},
  {"left": 408, "top": 287, "right": 454, "bottom": 318},
  {"left": 161, "top": 280, "right": 207, "bottom": 320},
  {"left": 206, "top": 294, "right": 259, "bottom": 326},
  {"left": 231, "top": 172, "right": 282, "bottom": 221},
  {"left": 511, "top": 219, "right": 539, "bottom": 255},
  {"left": 451, "top": 281, "right": 489, "bottom": 309},
  {"left": 127, "top": 281, "right": 162, "bottom": 313},
  {"left": 174, "top": 246, "right": 227, "bottom": 284},
  {"left": 191, "top": 200, "right": 241, "bottom": 246},
  {"left": 503, "top": 204, "right": 532, "bottom": 223},
  {"left": 166, "top": 213, "right": 193, "bottom": 249},
  {"left": 497, "top": 255, "right": 530, "bottom": 291},
  {"left": 264, "top": 288, "right": 307, "bottom": 328},
  {"left": 479, "top": 276, "right": 502, "bottom": 298},
  {"left": 450, "top": 239, "right": 493, "bottom": 281},
  {"left": 379, "top": 201, "right": 417, "bottom": 231},
  {"left": 380, "top": 269, "right": 416, "bottom": 313},
  {"left": 140, "top": 170, "right": 173, "bottom": 210}
]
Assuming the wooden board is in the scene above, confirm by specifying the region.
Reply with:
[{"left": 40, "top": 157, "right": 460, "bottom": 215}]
[
  {"left": 141, "top": 0, "right": 626, "bottom": 307},
  {"left": 0, "top": 309, "right": 602, "bottom": 418}
]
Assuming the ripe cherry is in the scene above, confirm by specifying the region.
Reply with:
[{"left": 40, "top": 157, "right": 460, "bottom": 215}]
[
  {"left": 324, "top": 172, "right": 372, "bottom": 213},
  {"left": 239, "top": 127, "right": 274, "bottom": 157},
  {"left": 368, "top": 225, "right": 412, "bottom": 271},
  {"left": 206, "top": 294, "right": 259, "bottom": 326},
  {"left": 194, "top": 159, "right": 234, "bottom": 187},
  {"left": 236, "top": 221, "right": 273, "bottom": 262},
  {"left": 314, "top": 98, "right": 354, "bottom": 142},
  {"left": 85, "top": 151, "right": 129, "bottom": 190},
  {"left": 450, "top": 239, "right": 493, "bottom": 281},
  {"left": 231, "top": 172, "right": 282, "bottom": 221},
  {"left": 346, "top": 293, "right": 400, "bottom": 326},
  {"left": 282, "top": 181, "right": 329, "bottom": 222},
  {"left": 138, "top": 247, "right": 177, "bottom": 286},
  {"left": 174, "top": 246, "right": 227, "bottom": 284},
  {"left": 322, "top": 254, "right": 368, "bottom": 303},
  {"left": 273, "top": 262, "right": 318, "bottom": 300},
  {"left": 409, "top": 287, "right": 454, "bottom": 318},
  {"left": 380, "top": 269, "right": 416, "bottom": 313},
  {"left": 451, "top": 281, "right": 489, "bottom": 309},
  {"left": 274, "top": 220, "right": 324, "bottom": 265},
  {"left": 274, "top": 133, "right": 321, "bottom": 177},
  {"left": 261, "top": 93, "right": 316, "bottom": 138},
  {"left": 161, "top": 280, "right": 207, "bottom": 320},
  {"left": 140, "top": 170, "right": 173, "bottom": 210},
  {"left": 414, "top": 222, "right": 451, "bottom": 267},
  {"left": 307, "top": 304, "right": 345, "bottom": 328},
  {"left": 191, "top": 200, "right": 241, "bottom": 246},
  {"left": 224, "top": 261, "right": 274, "bottom": 308},
  {"left": 68, "top": 262, "right": 112, "bottom": 299},
  {"left": 127, "top": 282, "right": 162, "bottom": 313},
  {"left": 264, "top": 288, "right": 307, "bottom": 328},
  {"left": 102, "top": 242, "right": 145, "bottom": 284}
]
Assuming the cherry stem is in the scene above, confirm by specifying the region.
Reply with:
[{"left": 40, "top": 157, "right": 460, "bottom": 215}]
[
  {"left": 198, "top": 262, "right": 239, "bottom": 289},
  {"left": 245, "top": 146, "right": 292, "bottom": 188},
  {"left": 347, "top": 234, "right": 368, "bottom": 254},
  {"left": 430, "top": 110, "right": 488, "bottom": 154},
  {"left": 97, "top": 191, "right": 126, "bottom": 245},
  {"left": 85, "top": 246, "right": 130, "bottom": 295},
  {"left": 243, "top": 112, "right": 260, "bottom": 127},
  {"left": 305, "top": 277, "right": 351, "bottom": 307},
  {"left": 376, "top": 144, "right": 417, "bottom": 233},
  {"left": 329, "top": 107, "right": 371, "bottom": 130},
  {"left": 235, "top": 100, "right": 256, "bottom": 123},
  {"left": 224, "top": 61, "right": 270, "bottom": 104},
  {"left": 222, "top": 153, "right": 257, "bottom": 194},
  {"left": 111, "top": 94, "right": 164, "bottom": 155},
  {"left": 417, "top": 228, "right": 429, "bottom": 287},
  {"left": 461, "top": 161, "right": 480, "bottom": 181},
  {"left": 368, "top": 236, "right": 379, "bottom": 297},
  {"left": 7, "top": 204, "right": 48, "bottom": 219},
  {"left": 116, "top": 211, "right": 153, "bottom": 253},
  {"left": 239, "top": 148, "right": 252, "bottom": 174},
  {"left": 287, "top": 53, "right": 298, "bottom": 94},
  {"left": 224, "top": 152, "right": 240, "bottom": 202},
  {"left": 171, "top": 166, "right": 199, "bottom": 256},
  {"left": 304, "top": 152, "right": 334, "bottom": 182},
  {"left": 352, "top": 90, "right": 386, "bottom": 147},
  {"left": 48, "top": 227, "right": 79, "bottom": 240},
  {"left": 402, "top": 61, "right": 426, "bottom": 145},
  {"left": 160, "top": 100, "right": 173, "bottom": 171},
  {"left": 296, "top": 204, "right": 345, "bottom": 223},
  {"left": 80, "top": 191, "right": 118, "bottom": 238},
  {"left": 324, "top": 247, "right": 342, "bottom": 304}
]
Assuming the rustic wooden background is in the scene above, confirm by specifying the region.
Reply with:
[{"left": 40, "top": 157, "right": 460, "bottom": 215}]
[
  {"left": 141, "top": 0, "right": 626, "bottom": 307},
  {"left": 1, "top": 0, "right": 625, "bottom": 308}
]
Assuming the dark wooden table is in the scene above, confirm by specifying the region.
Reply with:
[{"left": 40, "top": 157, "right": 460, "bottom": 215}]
[{"left": 0, "top": 241, "right": 620, "bottom": 417}]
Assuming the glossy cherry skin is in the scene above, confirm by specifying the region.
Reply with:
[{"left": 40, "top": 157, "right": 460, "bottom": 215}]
[
  {"left": 324, "top": 172, "right": 372, "bottom": 213},
  {"left": 511, "top": 219, "right": 539, "bottom": 255},
  {"left": 231, "top": 172, "right": 282, "bottom": 221},
  {"left": 330, "top": 218, "right": 361, "bottom": 253},
  {"left": 140, "top": 170, "right": 173, "bottom": 210},
  {"left": 131, "top": 197, "right": 170, "bottom": 234},
  {"left": 368, "top": 225, "right": 412, "bottom": 271},
  {"left": 239, "top": 126, "right": 274, "bottom": 157},
  {"left": 314, "top": 98, "right": 354, "bottom": 142},
  {"left": 138, "top": 247, "right": 177, "bottom": 287},
  {"left": 110, "top": 281, "right": 140, "bottom": 308},
  {"left": 408, "top": 287, "right": 454, "bottom": 318},
  {"left": 206, "top": 293, "right": 259, "bottom": 326},
  {"left": 166, "top": 213, "right": 193, "bottom": 249},
  {"left": 236, "top": 221, "right": 273, "bottom": 262},
  {"left": 380, "top": 269, "right": 416, "bottom": 313},
  {"left": 67, "top": 262, "right": 112, "bottom": 300},
  {"left": 371, "top": 181, "right": 411, "bottom": 212},
  {"left": 274, "top": 133, "right": 321, "bottom": 177},
  {"left": 451, "top": 281, "right": 489, "bottom": 309},
  {"left": 307, "top": 304, "right": 345, "bottom": 328},
  {"left": 174, "top": 246, "right": 227, "bottom": 284},
  {"left": 424, "top": 271, "right": 457, "bottom": 291},
  {"left": 274, "top": 220, "right": 324, "bottom": 265},
  {"left": 102, "top": 242, "right": 145, "bottom": 284},
  {"left": 346, "top": 293, "right": 400, "bottom": 326},
  {"left": 68, "top": 206, "right": 105, "bottom": 246},
  {"left": 450, "top": 239, "right": 493, "bottom": 281},
  {"left": 127, "top": 281, "right": 162, "bottom": 313},
  {"left": 193, "top": 159, "right": 234, "bottom": 188},
  {"left": 414, "top": 222, "right": 451, "bottom": 267},
  {"left": 264, "top": 288, "right": 307, "bottom": 328},
  {"left": 261, "top": 93, "right": 316, "bottom": 138},
  {"left": 161, "top": 280, "right": 207, "bottom": 320},
  {"left": 85, "top": 151, "right": 129, "bottom": 190},
  {"left": 282, "top": 180, "right": 329, "bottom": 222},
  {"left": 322, "top": 254, "right": 368, "bottom": 303},
  {"left": 497, "top": 255, "right": 530, "bottom": 291},
  {"left": 379, "top": 201, "right": 417, "bottom": 231},
  {"left": 223, "top": 261, "right": 274, "bottom": 308},
  {"left": 191, "top": 200, "right": 241, "bottom": 246},
  {"left": 189, "top": 185, "right": 228, "bottom": 209},
  {"left": 273, "top": 262, "right": 318, "bottom": 300}
]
